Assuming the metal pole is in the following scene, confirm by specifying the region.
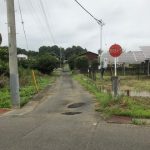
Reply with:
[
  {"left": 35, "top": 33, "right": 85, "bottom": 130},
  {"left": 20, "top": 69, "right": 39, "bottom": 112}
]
[
  {"left": 98, "top": 25, "right": 102, "bottom": 64},
  {"left": 6, "top": 0, "right": 20, "bottom": 108},
  {"left": 98, "top": 21, "right": 104, "bottom": 79},
  {"left": 114, "top": 58, "right": 117, "bottom": 76},
  {"left": 100, "top": 25, "right": 103, "bottom": 52}
]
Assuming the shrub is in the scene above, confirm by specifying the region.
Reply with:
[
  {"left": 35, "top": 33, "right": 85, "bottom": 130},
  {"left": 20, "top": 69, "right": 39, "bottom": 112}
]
[
  {"left": 36, "top": 54, "right": 58, "bottom": 74},
  {"left": 0, "top": 60, "right": 9, "bottom": 76},
  {"left": 0, "top": 47, "right": 9, "bottom": 61},
  {"left": 68, "top": 55, "right": 76, "bottom": 70},
  {"left": 91, "top": 59, "right": 99, "bottom": 71},
  {"left": 75, "top": 56, "right": 89, "bottom": 73},
  {"left": 18, "top": 59, "right": 30, "bottom": 69}
]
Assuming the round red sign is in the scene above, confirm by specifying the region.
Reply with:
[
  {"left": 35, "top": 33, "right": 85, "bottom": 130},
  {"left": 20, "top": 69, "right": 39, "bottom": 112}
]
[{"left": 109, "top": 44, "right": 122, "bottom": 57}]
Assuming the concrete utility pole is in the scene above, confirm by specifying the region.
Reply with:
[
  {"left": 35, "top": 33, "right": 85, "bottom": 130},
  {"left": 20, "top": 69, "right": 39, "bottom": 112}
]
[
  {"left": 97, "top": 19, "right": 105, "bottom": 64},
  {"left": 6, "top": 0, "right": 20, "bottom": 108}
]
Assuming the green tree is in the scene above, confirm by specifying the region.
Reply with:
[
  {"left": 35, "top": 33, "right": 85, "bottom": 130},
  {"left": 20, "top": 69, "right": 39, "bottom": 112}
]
[
  {"left": 0, "top": 46, "right": 9, "bottom": 61},
  {"left": 17, "top": 48, "right": 28, "bottom": 55},
  {"left": 39, "top": 45, "right": 65, "bottom": 59},
  {"left": 68, "top": 55, "right": 76, "bottom": 70},
  {"left": 75, "top": 56, "right": 89, "bottom": 73},
  {"left": 0, "top": 60, "right": 9, "bottom": 76},
  {"left": 65, "top": 46, "right": 87, "bottom": 60},
  {"left": 0, "top": 47, "right": 9, "bottom": 75},
  {"left": 36, "top": 54, "right": 58, "bottom": 74},
  {"left": 27, "top": 50, "right": 38, "bottom": 58},
  {"left": 91, "top": 59, "right": 99, "bottom": 71}
]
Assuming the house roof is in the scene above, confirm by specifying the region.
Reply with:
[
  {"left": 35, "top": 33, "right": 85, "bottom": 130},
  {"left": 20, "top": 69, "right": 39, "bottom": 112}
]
[
  {"left": 80, "top": 51, "right": 98, "bottom": 56},
  {"left": 102, "top": 51, "right": 145, "bottom": 64},
  {"left": 140, "top": 46, "right": 150, "bottom": 59}
]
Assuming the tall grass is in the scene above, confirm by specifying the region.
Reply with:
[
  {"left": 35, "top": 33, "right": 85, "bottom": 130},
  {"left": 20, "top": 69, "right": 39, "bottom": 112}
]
[{"left": 0, "top": 69, "right": 58, "bottom": 108}]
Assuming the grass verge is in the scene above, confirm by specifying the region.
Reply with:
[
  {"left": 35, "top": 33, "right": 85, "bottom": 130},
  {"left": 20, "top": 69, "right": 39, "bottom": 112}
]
[
  {"left": 0, "top": 70, "right": 59, "bottom": 108},
  {"left": 96, "top": 74, "right": 150, "bottom": 92},
  {"left": 74, "top": 74, "right": 150, "bottom": 119}
]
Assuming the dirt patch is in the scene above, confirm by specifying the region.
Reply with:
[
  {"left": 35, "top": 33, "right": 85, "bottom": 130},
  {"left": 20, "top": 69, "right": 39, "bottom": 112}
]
[
  {"left": 107, "top": 115, "right": 132, "bottom": 124},
  {"left": 0, "top": 109, "right": 10, "bottom": 115}
]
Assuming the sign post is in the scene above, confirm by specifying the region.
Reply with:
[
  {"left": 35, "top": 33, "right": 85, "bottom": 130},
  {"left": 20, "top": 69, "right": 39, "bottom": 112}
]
[
  {"left": 114, "top": 58, "right": 117, "bottom": 76},
  {"left": 109, "top": 44, "right": 122, "bottom": 96}
]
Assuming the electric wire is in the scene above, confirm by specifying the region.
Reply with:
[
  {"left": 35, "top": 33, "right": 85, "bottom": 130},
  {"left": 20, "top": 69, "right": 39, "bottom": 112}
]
[
  {"left": 35, "top": 0, "right": 53, "bottom": 42},
  {"left": 18, "top": 0, "right": 29, "bottom": 50},
  {"left": 39, "top": 0, "right": 56, "bottom": 44},
  {"left": 27, "top": 0, "right": 50, "bottom": 42},
  {"left": 74, "top": 0, "right": 104, "bottom": 25},
  {"left": 40, "top": 0, "right": 56, "bottom": 39}
]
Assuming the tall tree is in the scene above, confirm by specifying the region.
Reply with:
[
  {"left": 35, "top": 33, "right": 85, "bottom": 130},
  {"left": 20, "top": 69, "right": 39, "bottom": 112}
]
[{"left": 65, "top": 46, "right": 87, "bottom": 60}]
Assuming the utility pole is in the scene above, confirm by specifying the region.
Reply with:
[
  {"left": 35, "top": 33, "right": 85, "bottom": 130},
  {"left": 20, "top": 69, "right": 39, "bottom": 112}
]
[
  {"left": 99, "top": 22, "right": 104, "bottom": 52},
  {"left": 97, "top": 20, "right": 105, "bottom": 79},
  {"left": 6, "top": 0, "right": 20, "bottom": 108},
  {"left": 97, "top": 19, "right": 105, "bottom": 63}
]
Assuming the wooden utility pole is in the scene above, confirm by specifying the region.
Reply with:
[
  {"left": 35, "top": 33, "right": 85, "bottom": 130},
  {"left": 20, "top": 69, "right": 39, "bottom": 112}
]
[{"left": 6, "top": 0, "right": 20, "bottom": 108}]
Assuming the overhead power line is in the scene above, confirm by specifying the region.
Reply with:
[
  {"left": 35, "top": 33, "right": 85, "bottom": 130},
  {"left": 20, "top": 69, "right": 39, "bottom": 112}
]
[
  {"left": 39, "top": 0, "right": 56, "bottom": 44},
  {"left": 74, "top": 0, "right": 105, "bottom": 60},
  {"left": 18, "top": 0, "right": 29, "bottom": 50},
  {"left": 27, "top": 0, "right": 51, "bottom": 42},
  {"left": 74, "top": 0, "right": 104, "bottom": 25}
]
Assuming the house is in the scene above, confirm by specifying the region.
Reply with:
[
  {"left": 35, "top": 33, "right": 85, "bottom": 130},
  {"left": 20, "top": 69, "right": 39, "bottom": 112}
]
[
  {"left": 79, "top": 51, "right": 99, "bottom": 76},
  {"left": 140, "top": 46, "right": 150, "bottom": 60},
  {"left": 101, "top": 51, "right": 145, "bottom": 65},
  {"left": 80, "top": 51, "right": 98, "bottom": 63},
  {"left": 140, "top": 46, "right": 150, "bottom": 75},
  {"left": 101, "top": 48, "right": 149, "bottom": 75},
  {"left": 17, "top": 54, "right": 28, "bottom": 60}
]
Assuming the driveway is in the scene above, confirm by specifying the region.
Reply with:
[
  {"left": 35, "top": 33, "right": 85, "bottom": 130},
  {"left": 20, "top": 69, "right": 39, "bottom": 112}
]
[{"left": 0, "top": 72, "right": 149, "bottom": 150}]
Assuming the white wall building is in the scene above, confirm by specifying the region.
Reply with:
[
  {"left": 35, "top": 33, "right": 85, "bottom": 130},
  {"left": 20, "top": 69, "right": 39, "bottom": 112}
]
[{"left": 17, "top": 54, "right": 28, "bottom": 60}]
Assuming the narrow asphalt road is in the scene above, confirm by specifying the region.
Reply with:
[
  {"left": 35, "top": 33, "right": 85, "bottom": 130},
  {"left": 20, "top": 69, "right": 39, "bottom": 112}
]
[{"left": 0, "top": 72, "right": 150, "bottom": 150}]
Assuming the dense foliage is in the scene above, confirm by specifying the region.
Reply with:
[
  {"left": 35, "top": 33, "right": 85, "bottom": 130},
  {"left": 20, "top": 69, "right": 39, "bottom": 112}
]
[
  {"left": 75, "top": 56, "right": 89, "bottom": 73},
  {"left": 39, "top": 45, "right": 65, "bottom": 59},
  {"left": 68, "top": 55, "right": 76, "bottom": 70},
  {"left": 0, "top": 47, "right": 9, "bottom": 76},
  {"left": 65, "top": 46, "right": 87, "bottom": 60},
  {"left": 36, "top": 54, "right": 58, "bottom": 74},
  {"left": 0, "top": 45, "right": 87, "bottom": 75},
  {"left": 91, "top": 59, "right": 99, "bottom": 70}
]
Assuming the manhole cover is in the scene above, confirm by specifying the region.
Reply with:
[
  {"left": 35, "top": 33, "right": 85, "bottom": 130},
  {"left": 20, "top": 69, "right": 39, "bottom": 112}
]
[
  {"left": 62, "top": 112, "right": 82, "bottom": 115},
  {"left": 68, "top": 102, "right": 85, "bottom": 108}
]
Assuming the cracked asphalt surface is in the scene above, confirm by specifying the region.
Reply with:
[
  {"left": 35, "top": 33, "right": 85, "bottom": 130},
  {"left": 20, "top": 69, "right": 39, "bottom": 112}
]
[{"left": 0, "top": 72, "right": 150, "bottom": 150}]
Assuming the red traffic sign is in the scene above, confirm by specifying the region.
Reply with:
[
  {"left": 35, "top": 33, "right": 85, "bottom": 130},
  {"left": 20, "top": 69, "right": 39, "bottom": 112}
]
[
  {"left": 0, "top": 33, "right": 2, "bottom": 45},
  {"left": 109, "top": 44, "right": 122, "bottom": 57}
]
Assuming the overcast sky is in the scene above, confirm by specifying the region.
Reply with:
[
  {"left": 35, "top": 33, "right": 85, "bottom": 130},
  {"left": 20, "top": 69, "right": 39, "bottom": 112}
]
[{"left": 0, "top": 0, "right": 150, "bottom": 53}]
